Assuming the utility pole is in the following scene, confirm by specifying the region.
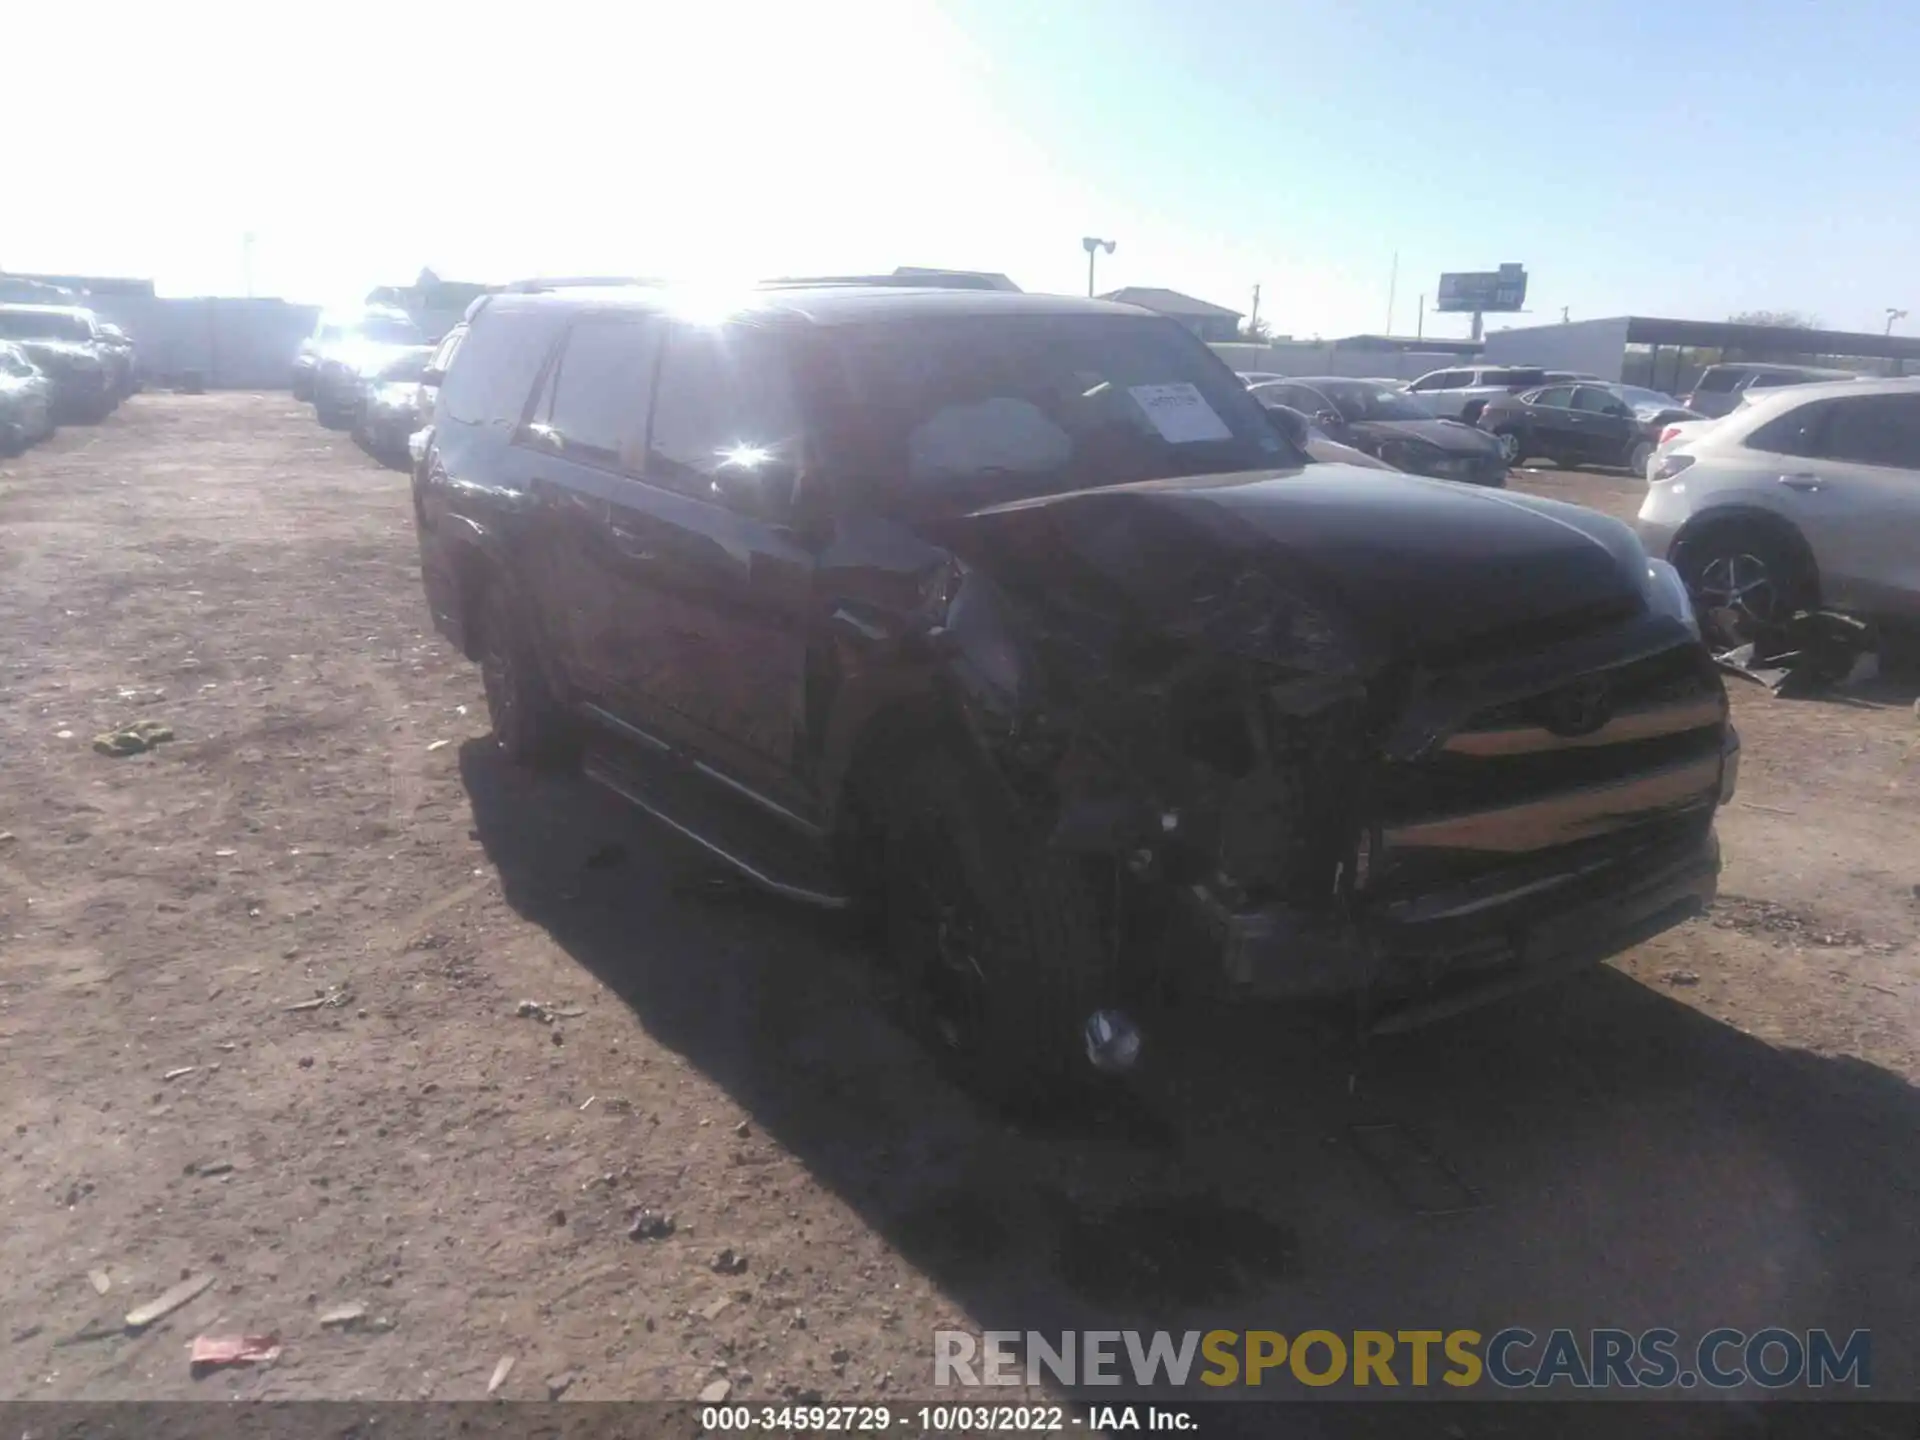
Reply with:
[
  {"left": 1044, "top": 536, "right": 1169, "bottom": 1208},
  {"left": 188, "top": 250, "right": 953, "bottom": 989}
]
[
  {"left": 1385, "top": 250, "right": 1398, "bottom": 334},
  {"left": 1248, "top": 283, "right": 1261, "bottom": 337},
  {"left": 1416, "top": 294, "right": 1424, "bottom": 340},
  {"left": 1560, "top": 305, "right": 1570, "bottom": 324},
  {"left": 1082, "top": 237, "right": 1116, "bottom": 298},
  {"left": 1886, "top": 307, "right": 1908, "bottom": 335}
]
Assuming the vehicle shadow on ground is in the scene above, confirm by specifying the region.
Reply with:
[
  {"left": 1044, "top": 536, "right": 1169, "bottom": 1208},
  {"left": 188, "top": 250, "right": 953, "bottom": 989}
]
[{"left": 460, "top": 743, "right": 1920, "bottom": 1435}]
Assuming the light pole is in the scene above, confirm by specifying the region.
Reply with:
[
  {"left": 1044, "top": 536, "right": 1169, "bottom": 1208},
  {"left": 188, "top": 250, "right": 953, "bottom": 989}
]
[
  {"left": 1886, "top": 307, "right": 1908, "bottom": 336},
  {"left": 1082, "top": 237, "right": 1116, "bottom": 298}
]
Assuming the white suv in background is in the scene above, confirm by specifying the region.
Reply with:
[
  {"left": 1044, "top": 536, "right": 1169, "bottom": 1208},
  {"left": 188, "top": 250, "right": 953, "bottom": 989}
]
[
  {"left": 1637, "top": 377, "right": 1920, "bottom": 637},
  {"left": 1405, "top": 366, "right": 1569, "bottom": 422}
]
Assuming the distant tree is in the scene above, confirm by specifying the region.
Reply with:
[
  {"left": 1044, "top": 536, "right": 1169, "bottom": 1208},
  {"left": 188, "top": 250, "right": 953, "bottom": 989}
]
[
  {"left": 1728, "top": 310, "right": 1823, "bottom": 330},
  {"left": 1239, "top": 316, "right": 1273, "bottom": 342}
]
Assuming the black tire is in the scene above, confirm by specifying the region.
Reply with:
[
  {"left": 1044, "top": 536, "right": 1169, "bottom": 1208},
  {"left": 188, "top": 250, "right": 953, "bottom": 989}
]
[
  {"left": 291, "top": 374, "right": 313, "bottom": 402},
  {"left": 474, "top": 578, "right": 576, "bottom": 769},
  {"left": 867, "top": 743, "right": 1113, "bottom": 1109},
  {"left": 1677, "top": 520, "right": 1811, "bottom": 646}
]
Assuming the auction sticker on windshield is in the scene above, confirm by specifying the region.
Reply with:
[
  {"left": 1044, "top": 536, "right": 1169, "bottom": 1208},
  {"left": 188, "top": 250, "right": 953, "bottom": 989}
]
[{"left": 1129, "top": 383, "right": 1233, "bottom": 443}]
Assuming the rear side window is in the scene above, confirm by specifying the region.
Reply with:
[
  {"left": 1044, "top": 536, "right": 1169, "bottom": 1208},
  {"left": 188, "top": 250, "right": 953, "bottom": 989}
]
[
  {"left": 1743, "top": 372, "right": 1799, "bottom": 391},
  {"left": 439, "top": 306, "right": 561, "bottom": 427},
  {"left": 1495, "top": 368, "right": 1548, "bottom": 389},
  {"left": 1694, "top": 367, "right": 1742, "bottom": 393},
  {"left": 646, "top": 325, "right": 804, "bottom": 500},
  {"left": 1818, "top": 394, "right": 1920, "bottom": 469},
  {"left": 1533, "top": 385, "right": 1575, "bottom": 408},
  {"left": 1421, "top": 371, "right": 1468, "bottom": 390},
  {"left": 539, "top": 319, "right": 662, "bottom": 470},
  {"left": 1572, "top": 386, "right": 1622, "bottom": 413},
  {"left": 1745, "top": 401, "right": 1829, "bottom": 458}
]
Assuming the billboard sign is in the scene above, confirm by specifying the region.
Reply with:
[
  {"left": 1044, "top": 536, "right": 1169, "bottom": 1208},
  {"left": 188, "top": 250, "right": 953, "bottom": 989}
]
[{"left": 1436, "top": 263, "right": 1528, "bottom": 313}]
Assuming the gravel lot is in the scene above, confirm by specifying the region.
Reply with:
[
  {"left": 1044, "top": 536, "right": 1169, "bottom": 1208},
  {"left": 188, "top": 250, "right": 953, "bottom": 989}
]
[{"left": 3, "top": 396, "right": 1917, "bottom": 1414}]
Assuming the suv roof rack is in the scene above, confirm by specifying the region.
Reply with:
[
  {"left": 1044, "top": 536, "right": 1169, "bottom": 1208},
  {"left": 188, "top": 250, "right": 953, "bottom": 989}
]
[{"left": 757, "top": 272, "right": 1011, "bottom": 292}]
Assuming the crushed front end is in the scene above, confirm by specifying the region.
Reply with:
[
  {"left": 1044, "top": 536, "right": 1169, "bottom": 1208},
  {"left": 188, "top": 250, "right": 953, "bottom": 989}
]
[{"left": 1179, "top": 616, "right": 1734, "bottom": 1031}]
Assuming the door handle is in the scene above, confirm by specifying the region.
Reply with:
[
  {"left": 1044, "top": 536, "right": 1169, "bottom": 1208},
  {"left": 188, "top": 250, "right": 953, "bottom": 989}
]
[{"left": 1777, "top": 474, "right": 1824, "bottom": 491}]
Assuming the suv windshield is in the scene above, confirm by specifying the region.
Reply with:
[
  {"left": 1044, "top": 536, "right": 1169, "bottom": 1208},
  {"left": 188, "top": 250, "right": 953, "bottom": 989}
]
[
  {"left": 824, "top": 314, "right": 1295, "bottom": 510},
  {"left": 1310, "top": 379, "right": 1432, "bottom": 423},
  {"left": 0, "top": 310, "right": 92, "bottom": 343}
]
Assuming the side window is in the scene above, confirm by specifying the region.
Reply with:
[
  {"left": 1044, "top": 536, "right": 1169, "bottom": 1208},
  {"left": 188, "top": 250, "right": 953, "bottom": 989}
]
[
  {"left": 1271, "top": 385, "right": 1321, "bottom": 413},
  {"left": 440, "top": 307, "right": 559, "bottom": 427},
  {"left": 1817, "top": 394, "right": 1920, "bottom": 469},
  {"left": 1572, "top": 386, "right": 1622, "bottom": 413},
  {"left": 1533, "top": 386, "right": 1575, "bottom": 408},
  {"left": 429, "top": 326, "right": 465, "bottom": 374},
  {"left": 1745, "top": 401, "right": 1829, "bottom": 459},
  {"left": 1694, "top": 368, "right": 1740, "bottom": 393},
  {"left": 646, "top": 326, "right": 804, "bottom": 501},
  {"left": 1743, "top": 372, "right": 1794, "bottom": 391},
  {"left": 539, "top": 319, "right": 662, "bottom": 470}
]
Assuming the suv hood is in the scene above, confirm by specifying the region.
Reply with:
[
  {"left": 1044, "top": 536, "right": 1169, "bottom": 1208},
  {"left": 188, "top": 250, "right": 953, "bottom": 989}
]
[
  {"left": 15, "top": 339, "right": 100, "bottom": 366},
  {"left": 934, "top": 465, "right": 1649, "bottom": 666}
]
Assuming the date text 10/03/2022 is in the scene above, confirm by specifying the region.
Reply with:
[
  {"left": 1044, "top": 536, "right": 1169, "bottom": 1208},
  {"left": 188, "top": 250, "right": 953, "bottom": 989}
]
[{"left": 699, "top": 1406, "right": 1194, "bottom": 1432}]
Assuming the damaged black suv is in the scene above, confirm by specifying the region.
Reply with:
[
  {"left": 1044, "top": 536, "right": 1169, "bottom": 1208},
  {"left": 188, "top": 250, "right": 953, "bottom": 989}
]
[{"left": 412, "top": 285, "right": 1738, "bottom": 1099}]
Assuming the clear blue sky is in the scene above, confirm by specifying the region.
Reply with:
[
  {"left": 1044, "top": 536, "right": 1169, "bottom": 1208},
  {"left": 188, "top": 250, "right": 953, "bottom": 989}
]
[{"left": 9, "top": 0, "right": 1915, "bottom": 339}]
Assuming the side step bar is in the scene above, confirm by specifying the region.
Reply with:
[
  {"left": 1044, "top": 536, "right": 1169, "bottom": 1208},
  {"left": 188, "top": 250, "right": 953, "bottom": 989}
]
[{"left": 581, "top": 753, "right": 852, "bottom": 911}]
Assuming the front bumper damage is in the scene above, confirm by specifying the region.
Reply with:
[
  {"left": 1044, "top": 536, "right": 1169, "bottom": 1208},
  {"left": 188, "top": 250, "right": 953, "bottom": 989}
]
[{"left": 1180, "top": 644, "right": 1739, "bottom": 1034}]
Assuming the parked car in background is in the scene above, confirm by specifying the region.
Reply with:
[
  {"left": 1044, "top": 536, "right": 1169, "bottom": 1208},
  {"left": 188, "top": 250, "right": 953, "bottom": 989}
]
[
  {"left": 96, "top": 321, "right": 138, "bottom": 398},
  {"left": 351, "top": 344, "right": 437, "bottom": 466},
  {"left": 294, "top": 307, "right": 426, "bottom": 408},
  {"left": 309, "top": 308, "right": 428, "bottom": 427},
  {"left": 0, "top": 305, "right": 116, "bottom": 422},
  {"left": 1255, "top": 399, "right": 1400, "bottom": 470},
  {"left": 1250, "top": 376, "right": 1509, "bottom": 485},
  {"left": 0, "top": 341, "right": 57, "bottom": 454},
  {"left": 413, "top": 284, "right": 1732, "bottom": 1091},
  {"left": 1478, "top": 382, "right": 1693, "bottom": 473},
  {"left": 407, "top": 323, "right": 467, "bottom": 477},
  {"left": 1638, "top": 377, "right": 1920, "bottom": 639},
  {"left": 1682, "top": 362, "right": 1858, "bottom": 419},
  {"left": 1404, "top": 365, "right": 1553, "bottom": 422}
]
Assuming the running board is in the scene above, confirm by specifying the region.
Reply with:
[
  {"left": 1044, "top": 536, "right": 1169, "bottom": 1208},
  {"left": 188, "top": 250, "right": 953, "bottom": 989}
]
[{"left": 581, "top": 751, "right": 851, "bottom": 911}]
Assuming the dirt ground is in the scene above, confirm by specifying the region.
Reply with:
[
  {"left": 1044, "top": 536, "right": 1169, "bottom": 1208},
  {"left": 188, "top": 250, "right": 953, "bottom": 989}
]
[{"left": 3, "top": 396, "right": 1917, "bottom": 1417}]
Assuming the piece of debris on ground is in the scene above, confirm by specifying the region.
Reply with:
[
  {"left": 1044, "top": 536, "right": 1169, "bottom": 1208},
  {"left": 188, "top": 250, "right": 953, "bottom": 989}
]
[
  {"left": 188, "top": 1333, "right": 282, "bottom": 1371},
  {"left": 91, "top": 719, "right": 176, "bottom": 757}
]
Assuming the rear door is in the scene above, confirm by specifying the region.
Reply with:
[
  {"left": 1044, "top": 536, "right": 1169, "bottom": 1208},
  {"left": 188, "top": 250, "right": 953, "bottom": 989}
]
[
  {"left": 1524, "top": 384, "right": 1581, "bottom": 453},
  {"left": 1773, "top": 392, "right": 1920, "bottom": 618}
]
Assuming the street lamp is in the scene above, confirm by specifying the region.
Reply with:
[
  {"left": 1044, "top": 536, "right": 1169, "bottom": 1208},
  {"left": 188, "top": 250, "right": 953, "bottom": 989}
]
[
  {"left": 1082, "top": 236, "right": 1116, "bottom": 298},
  {"left": 1886, "top": 307, "right": 1909, "bottom": 336}
]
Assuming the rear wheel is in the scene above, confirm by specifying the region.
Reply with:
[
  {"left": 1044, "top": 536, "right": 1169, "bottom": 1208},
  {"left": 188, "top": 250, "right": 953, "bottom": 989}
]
[
  {"left": 1627, "top": 439, "right": 1654, "bottom": 476},
  {"left": 1678, "top": 521, "right": 1810, "bottom": 646},
  {"left": 868, "top": 744, "right": 1114, "bottom": 1111},
  {"left": 475, "top": 579, "right": 576, "bottom": 769},
  {"left": 1492, "top": 427, "right": 1523, "bottom": 464}
]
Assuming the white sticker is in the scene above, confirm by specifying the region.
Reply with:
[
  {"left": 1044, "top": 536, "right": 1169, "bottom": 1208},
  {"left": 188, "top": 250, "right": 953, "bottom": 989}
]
[{"left": 1128, "top": 383, "right": 1233, "bottom": 444}]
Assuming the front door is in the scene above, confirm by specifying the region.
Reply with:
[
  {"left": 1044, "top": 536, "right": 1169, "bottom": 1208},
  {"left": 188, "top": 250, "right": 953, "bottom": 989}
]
[
  {"left": 1570, "top": 385, "right": 1639, "bottom": 465},
  {"left": 601, "top": 321, "right": 817, "bottom": 810},
  {"left": 1782, "top": 391, "right": 1920, "bottom": 619}
]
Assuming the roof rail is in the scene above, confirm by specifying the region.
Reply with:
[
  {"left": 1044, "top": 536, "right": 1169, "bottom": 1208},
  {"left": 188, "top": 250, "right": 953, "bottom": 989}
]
[
  {"left": 758, "top": 272, "right": 1011, "bottom": 292},
  {"left": 500, "top": 276, "right": 663, "bottom": 294}
]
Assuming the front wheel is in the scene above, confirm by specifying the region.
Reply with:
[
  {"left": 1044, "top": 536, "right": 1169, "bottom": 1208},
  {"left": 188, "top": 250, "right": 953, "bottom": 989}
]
[
  {"left": 870, "top": 746, "right": 1114, "bottom": 1110},
  {"left": 1492, "top": 427, "right": 1523, "bottom": 464},
  {"left": 1678, "top": 522, "right": 1810, "bottom": 646}
]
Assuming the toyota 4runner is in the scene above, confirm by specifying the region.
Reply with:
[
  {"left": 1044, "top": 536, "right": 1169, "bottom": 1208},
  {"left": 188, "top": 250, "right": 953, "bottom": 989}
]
[{"left": 411, "top": 285, "right": 1738, "bottom": 1099}]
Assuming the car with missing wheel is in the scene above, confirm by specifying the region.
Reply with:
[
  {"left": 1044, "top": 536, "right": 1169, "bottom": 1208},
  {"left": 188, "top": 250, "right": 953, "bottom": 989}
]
[
  {"left": 1638, "top": 376, "right": 1920, "bottom": 643},
  {"left": 1249, "top": 376, "right": 1508, "bottom": 485},
  {"left": 412, "top": 284, "right": 1737, "bottom": 1103}
]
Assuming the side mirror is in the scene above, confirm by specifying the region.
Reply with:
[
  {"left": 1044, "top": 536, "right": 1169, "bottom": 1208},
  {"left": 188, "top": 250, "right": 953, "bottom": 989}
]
[
  {"left": 1264, "top": 404, "right": 1311, "bottom": 451},
  {"left": 711, "top": 453, "right": 800, "bottom": 521},
  {"left": 1313, "top": 409, "right": 1343, "bottom": 431},
  {"left": 421, "top": 366, "right": 445, "bottom": 387}
]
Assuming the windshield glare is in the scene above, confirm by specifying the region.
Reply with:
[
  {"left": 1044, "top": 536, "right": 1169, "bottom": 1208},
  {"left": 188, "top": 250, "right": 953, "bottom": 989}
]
[
  {"left": 826, "top": 314, "right": 1296, "bottom": 510},
  {"left": 0, "top": 310, "right": 92, "bottom": 342}
]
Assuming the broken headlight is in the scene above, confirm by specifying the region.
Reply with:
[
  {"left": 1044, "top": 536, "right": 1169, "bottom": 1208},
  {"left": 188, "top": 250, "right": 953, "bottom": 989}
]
[{"left": 1643, "top": 558, "right": 1699, "bottom": 638}]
